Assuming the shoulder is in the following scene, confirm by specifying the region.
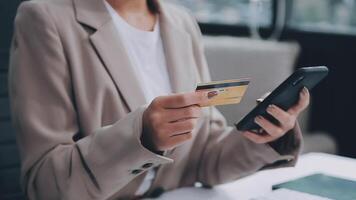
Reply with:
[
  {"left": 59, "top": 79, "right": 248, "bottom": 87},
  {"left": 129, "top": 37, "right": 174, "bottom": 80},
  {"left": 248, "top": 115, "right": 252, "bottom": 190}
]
[
  {"left": 17, "top": 0, "right": 72, "bottom": 13},
  {"left": 160, "top": 2, "right": 193, "bottom": 21},
  {"left": 160, "top": 2, "right": 202, "bottom": 36},
  {"left": 15, "top": 0, "right": 73, "bottom": 26}
]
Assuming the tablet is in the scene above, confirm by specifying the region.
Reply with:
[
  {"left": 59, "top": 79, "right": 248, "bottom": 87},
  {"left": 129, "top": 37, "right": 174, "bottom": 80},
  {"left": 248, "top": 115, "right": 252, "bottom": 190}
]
[{"left": 235, "top": 66, "right": 329, "bottom": 132}]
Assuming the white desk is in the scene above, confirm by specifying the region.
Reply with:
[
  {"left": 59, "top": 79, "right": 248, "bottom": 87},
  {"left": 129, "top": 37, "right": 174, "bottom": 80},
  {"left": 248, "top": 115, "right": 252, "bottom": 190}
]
[{"left": 154, "top": 153, "right": 356, "bottom": 200}]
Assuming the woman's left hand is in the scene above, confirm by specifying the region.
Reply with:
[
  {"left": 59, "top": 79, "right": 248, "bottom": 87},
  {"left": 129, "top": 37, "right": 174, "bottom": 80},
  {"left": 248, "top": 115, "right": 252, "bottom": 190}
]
[{"left": 242, "top": 87, "right": 310, "bottom": 144}]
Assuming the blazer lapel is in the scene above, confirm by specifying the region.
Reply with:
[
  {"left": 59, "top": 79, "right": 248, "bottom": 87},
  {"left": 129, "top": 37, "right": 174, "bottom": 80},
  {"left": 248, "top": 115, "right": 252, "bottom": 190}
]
[
  {"left": 73, "top": 0, "right": 198, "bottom": 110},
  {"left": 74, "top": 0, "right": 147, "bottom": 111},
  {"left": 146, "top": 2, "right": 200, "bottom": 193},
  {"left": 89, "top": 24, "right": 148, "bottom": 111},
  {"left": 74, "top": 0, "right": 201, "bottom": 196},
  {"left": 159, "top": 4, "right": 198, "bottom": 93}
]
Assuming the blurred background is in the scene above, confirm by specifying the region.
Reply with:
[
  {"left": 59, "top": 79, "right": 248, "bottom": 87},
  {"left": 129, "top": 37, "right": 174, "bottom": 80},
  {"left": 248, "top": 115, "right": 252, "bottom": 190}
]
[
  {"left": 0, "top": 0, "right": 356, "bottom": 199},
  {"left": 167, "top": 0, "right": 356, "bottom": 158}
]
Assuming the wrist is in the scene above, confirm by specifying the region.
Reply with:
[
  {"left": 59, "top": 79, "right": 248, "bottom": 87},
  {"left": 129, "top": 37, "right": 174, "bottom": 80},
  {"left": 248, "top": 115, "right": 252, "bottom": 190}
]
[{"left": 141, "top": 116, "right": 163, "bottom": 154}]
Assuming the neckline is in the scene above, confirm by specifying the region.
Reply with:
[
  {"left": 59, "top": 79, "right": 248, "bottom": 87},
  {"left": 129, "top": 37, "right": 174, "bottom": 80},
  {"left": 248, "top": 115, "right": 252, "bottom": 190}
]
[{"left": 104, "top": 0, "right": 159, "bottom": 35}]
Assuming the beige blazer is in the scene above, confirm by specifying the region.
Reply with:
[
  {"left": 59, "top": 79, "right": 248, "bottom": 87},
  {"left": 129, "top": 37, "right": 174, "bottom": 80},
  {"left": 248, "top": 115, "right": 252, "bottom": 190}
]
[{"left": 9, "top": 0, "right": 302, "bottom": 199}]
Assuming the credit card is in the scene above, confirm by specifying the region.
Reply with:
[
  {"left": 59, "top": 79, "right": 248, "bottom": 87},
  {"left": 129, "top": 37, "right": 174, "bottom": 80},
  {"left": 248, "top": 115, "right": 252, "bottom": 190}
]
[{"left": 196, "top": 78, "right": 250, "bottom": 107}]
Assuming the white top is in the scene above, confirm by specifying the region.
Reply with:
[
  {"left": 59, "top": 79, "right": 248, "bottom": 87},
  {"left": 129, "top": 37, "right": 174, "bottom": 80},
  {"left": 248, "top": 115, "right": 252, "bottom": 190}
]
[{"left": 103, "top": 1, "right": 172, "bottom": 196}]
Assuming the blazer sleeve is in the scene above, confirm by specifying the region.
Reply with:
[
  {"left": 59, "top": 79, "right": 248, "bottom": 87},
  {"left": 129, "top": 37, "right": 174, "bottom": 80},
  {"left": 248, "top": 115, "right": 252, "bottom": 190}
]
[
  {"left": 186, "top": 13, "right": 303, "bottom": 186},
  {"left": 9, "top": 2, "right": 172, "bottom": 200}
]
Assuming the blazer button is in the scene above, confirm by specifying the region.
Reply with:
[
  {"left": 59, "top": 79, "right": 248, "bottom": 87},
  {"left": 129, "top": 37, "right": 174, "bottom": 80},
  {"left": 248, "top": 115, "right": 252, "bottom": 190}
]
[
  {"left": 142, "top": 163, "right": 153, "bottom": 169},
  {"left": 131, "top": 169, "right": 142, "bottom": 175}
]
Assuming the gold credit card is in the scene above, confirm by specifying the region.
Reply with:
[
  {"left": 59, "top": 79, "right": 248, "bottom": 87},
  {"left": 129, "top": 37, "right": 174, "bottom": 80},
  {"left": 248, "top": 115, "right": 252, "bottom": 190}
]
[{"left": 196, "top": 78, "right": 250, "bottom": 107}]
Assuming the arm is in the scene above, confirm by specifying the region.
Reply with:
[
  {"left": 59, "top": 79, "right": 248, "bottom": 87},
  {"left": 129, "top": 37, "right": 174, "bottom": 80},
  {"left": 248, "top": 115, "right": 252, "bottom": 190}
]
[
  {"left": 186, "top": 13, "right": 303, "bottom": 186},
  {"left": 197, "top": 107, "right": 302, "bottom": 185},
  {"left": 9, "top": 2, "right": 171, "bottom": 199}
]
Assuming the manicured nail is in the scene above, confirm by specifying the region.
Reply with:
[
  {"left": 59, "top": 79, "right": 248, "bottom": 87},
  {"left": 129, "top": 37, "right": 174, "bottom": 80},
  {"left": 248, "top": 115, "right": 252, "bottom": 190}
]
[
  {"left": 255, "top": 115, "right": 262, "bottom": 122},
  {"left": 302, "top": 87, "right": 308, "bottom": 94},
  {"left": 207, "top": 91, "right": 218, "bottom": 99}
]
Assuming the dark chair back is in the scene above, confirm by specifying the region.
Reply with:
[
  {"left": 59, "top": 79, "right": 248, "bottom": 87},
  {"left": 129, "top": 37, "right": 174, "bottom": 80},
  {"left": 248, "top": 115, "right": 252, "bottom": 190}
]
[{"left": 0, "top": 0, "right": 27, "bottom": 199}]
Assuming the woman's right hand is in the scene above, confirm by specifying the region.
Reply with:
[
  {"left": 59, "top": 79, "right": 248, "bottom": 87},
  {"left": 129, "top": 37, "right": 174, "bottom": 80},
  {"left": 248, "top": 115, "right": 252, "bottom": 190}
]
[{"left": 142, "top": 92, "right": 208, "bottom": 152}]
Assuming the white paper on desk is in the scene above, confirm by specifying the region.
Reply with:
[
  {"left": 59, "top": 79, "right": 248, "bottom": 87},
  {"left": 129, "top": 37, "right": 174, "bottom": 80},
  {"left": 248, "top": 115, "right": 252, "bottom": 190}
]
[{"left": 251, "top": 189, "right": 332, "bottom": 200}]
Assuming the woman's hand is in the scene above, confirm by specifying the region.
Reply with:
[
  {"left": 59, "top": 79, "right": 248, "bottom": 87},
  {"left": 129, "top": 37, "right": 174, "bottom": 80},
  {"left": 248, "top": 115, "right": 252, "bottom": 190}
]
[
  {"left": 242, "top": 87, "right": 310, "bottom": 144},
  {"left": 142, "top": 92, "right": 208, "bottom": 152}
]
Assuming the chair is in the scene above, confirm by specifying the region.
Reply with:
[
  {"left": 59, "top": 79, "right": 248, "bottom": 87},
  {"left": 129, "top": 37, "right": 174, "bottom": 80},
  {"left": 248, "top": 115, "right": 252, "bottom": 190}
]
[
  {"left": 0, "top": 1, "right": 26, "bottom": 198},
  {"left": 0, "top": 52, "right": 25, "bottom": 199}
]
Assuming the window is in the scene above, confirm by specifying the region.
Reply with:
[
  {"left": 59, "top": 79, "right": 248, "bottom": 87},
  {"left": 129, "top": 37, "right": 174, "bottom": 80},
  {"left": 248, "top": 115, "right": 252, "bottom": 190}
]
[
  {"left": 289, "top": 0, "right": 356, "bottom": 34},
  {"left": 167, "top": 0, "right": 273, "bottom": 26}
]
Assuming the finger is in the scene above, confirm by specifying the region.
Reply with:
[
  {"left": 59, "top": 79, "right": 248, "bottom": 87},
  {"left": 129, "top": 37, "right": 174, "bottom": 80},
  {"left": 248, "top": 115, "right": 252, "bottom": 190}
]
[
  {"left": 160, "top": 92, "right": 208, "bottom": 109},
  {"left": 288, "top": 87, "right": 310, "bottom": 115},
  {"left": 255, "top": 116, "right": 285, "bottom": 138},
  {"left": 169, "top": 132, "right": 193, "bottom": 147},
  {"left": 242, "top": 131, "right": 275, "bottom": 144},
  {"left": 168, "top": 118, "right": 198, "bottom": 136},
  {"left": 165, "top": 105, "right": 202, "bottom": 122},
  {"left": 250, "top": 128, "right": 264, "bottom": 134},
  {"left": 266, "top": 104, "right": 295, "bottom": 130}
]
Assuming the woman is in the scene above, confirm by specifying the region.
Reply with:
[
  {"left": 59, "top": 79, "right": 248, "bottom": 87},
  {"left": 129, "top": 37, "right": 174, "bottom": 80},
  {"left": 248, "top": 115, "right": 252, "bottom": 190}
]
[{"left": 9, "top": 0, "right": 309, "bottom": 199}]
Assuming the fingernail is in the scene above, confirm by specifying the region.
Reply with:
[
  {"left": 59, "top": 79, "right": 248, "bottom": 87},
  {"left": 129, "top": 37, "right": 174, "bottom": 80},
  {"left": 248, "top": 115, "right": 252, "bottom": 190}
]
[
  {"left": 255, "top": 116, "right": 262, "bottom": 122},
  {"left": 207, "top": 91, "right": 218, "bottom": 99},
  {"left": 268, "top": 104, "right": 276, "bottom": 111},
  {"left": 302, "top": 87, "right": 308, "bottom": 94}
]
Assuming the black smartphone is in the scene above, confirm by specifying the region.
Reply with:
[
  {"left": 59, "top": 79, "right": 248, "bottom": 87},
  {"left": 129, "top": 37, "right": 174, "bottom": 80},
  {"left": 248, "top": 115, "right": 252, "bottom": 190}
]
[{"left": 235, "top": 66, "right": 329, "bottom": 132}]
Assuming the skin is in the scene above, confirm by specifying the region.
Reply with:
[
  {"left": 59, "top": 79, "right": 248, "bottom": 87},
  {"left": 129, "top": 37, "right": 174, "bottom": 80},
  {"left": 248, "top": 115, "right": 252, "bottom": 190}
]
[
  {"left": 143, "top": 89, "right": 309, "bottom": 151},
  {"left": 106, "top": 0, "right": 311, "bottom": 152},
  {"left": 106, "top": 0, "right": 156, "bottom": 31},
  {"left": 142, "top": 92, "right": 208, "bottom": 152},
  {"left": 243, "top": 87, "right": 310, "bottom": 144}
]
